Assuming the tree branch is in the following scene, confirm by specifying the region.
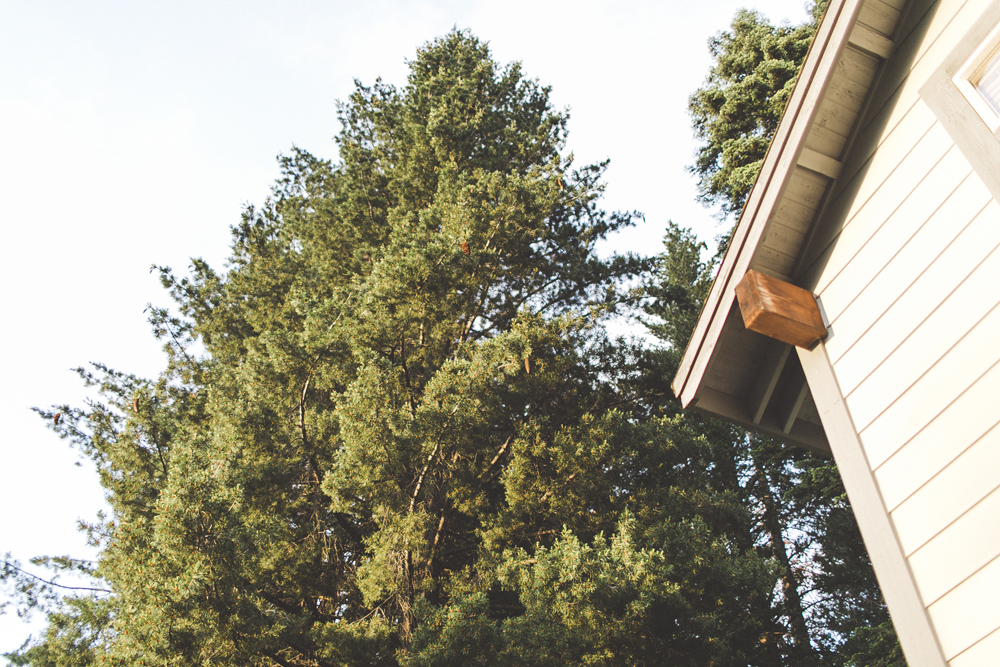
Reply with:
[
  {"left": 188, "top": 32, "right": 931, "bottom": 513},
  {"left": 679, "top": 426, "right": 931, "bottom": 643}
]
[
  {"left": 2, "top": 560, "right": 110, "bottom": 594},
  {"left": 475, "top": 433, "right": 516, "bottom": 488}
]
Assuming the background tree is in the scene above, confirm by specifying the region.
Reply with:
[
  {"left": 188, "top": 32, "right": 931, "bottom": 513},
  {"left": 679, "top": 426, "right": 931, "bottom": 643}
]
[
  {"left": 678, "top": 0, "right": 904, "bottom": 664},
  {"left": 688, "top": 0, "right": 828, "bottom": 220},
  {"left": 4, "top": 4, "right": 908, "bottom": 664},
  {"left": 7, "top": 29, "right": 793, "bottom": 667}
]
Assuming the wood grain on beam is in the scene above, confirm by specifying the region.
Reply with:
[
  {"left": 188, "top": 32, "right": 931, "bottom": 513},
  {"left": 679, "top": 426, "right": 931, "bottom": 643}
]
[{"left": 735, "top": 270, "right": 828, "bottom": 348}]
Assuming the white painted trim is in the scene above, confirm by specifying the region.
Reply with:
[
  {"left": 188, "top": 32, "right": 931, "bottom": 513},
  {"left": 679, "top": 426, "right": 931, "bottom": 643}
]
[
  {"left": 797, "top": 342, "right": 947, "bottom": 667},
  {"left": 921, "top": 3, "right": 1000, "bottom": 204},
  {"left": 953, "top": 21, "right": 1000, "bottom": 133}
]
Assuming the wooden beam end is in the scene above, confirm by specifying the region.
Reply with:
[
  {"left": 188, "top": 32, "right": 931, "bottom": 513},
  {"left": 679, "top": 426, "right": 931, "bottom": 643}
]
[{"left": 735, "top": 270, "right": 828, "bottom": 348}]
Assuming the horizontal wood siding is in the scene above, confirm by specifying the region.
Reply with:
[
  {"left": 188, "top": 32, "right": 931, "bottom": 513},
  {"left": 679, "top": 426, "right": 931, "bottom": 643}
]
[
  {"left": 846, "top": 211, "right": 1000, "bottom": 429},
  {"left": 853, "top": 201, "right": 1000, "bottom": 466},
  {"left": 874, "top": 358, "right": 1000, "bottom": 509},
  {"left": 927, "top": 555, "right": 1000, "bottom": 660},
  {"left": 833, "top": 178, "right": 994, "bottom": 400},
  {"left": 802, "top": 1, "right": 1000, "bottom": 663},
  {"left": 892, "top": 428, "right": 1000, "bottom": 576},
  {"left": 950, "top": 627, "right": 1000, "bottom": 667},
  {"left": 872, "top": 341, "right": 1000, "bottom": 513},
  {"left": 905, "top": 485, "right": 1000, "bottom": 601},
  {"left": 815, "top": 142, "right": 970, "bottom": 332}
]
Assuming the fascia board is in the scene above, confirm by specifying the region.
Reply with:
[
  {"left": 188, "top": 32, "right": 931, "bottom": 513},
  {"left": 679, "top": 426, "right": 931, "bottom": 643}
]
[{"left": 672, "top": 0, "right": 866, "bottom": 408}]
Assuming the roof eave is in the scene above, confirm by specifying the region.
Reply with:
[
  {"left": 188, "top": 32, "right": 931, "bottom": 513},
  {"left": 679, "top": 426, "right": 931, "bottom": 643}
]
[{"left": 672, "top": 0, "right": 867, "bottom": 409}]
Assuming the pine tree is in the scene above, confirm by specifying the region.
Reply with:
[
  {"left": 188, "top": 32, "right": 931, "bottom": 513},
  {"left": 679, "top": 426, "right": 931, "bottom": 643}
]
[
  {"left": 688, "top": 1, "right": 827, "bottom": 220},
  {"left": 679, "top": 1, "right": 904, "bottom": 664},
  {"left": 5, "top": 9, "right": 908, "bottom": 663},
  {"left": 8, "top": 29, "right": 786, "bottom": 667}
]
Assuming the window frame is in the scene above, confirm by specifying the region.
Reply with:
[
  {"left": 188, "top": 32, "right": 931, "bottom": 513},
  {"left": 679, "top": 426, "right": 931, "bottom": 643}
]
[
  {"left": 953, "top": 22, "right": 1000, "bottom": 135},
  {"left": 920, "top": 2, "right": 1000, "bottom": 204}
]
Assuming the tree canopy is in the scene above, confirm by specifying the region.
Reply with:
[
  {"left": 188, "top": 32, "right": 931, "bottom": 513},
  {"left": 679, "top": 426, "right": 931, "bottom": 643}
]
[
  {"left": 688, "top": 1, "right": 828, "bottom": 219},
  {"left": 4, "top": 13, "right": 903, "bottom": 667},
  {"left": 681, "top": 1, "right": 904, "bottom": 664},
  {"left": 3, "top": 30, "right": 777, "bottom": 667}
]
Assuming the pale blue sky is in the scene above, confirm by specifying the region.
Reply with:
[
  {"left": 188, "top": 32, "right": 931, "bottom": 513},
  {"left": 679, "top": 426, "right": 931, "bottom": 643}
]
[{"left": 0, "top": 0, "right": 810, "bottom": 653}]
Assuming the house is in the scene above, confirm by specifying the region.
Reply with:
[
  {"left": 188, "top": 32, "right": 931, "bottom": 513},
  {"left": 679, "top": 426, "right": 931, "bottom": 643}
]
[{"left": 672, "top": 0, "right": 1000, "bottom": 664}]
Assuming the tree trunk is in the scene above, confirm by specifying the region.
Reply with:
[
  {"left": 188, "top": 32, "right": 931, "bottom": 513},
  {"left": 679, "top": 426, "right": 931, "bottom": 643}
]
[{"left": 754, "top": 456, "right": 815, "bottom": 660}]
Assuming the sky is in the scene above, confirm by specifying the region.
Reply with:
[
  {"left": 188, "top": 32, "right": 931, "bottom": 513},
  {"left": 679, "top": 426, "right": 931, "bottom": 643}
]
[{"left": 0, "top": 0, "right": 810, "bottom": 655}]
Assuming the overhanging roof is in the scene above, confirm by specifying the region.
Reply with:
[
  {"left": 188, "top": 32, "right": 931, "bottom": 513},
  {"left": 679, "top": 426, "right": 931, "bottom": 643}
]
[{"left": 672, "top": 0, "right": 908, "bottom": 454}]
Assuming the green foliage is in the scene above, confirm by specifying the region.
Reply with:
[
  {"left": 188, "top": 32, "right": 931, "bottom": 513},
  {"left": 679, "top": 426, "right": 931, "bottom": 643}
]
[
  {"left": 411, "top": 512, "right": 777, "bottom": 667},
  {"left": 5, "top": 597, "right": 113, "bottom": 667},
  {"left": 7, "top": 12, "right": 903, "bottom": 666},
  {"left": 642, "top": 223, "right": 714, "bottom": 366},
  {"left": 688, "top": 6, "right": 822, "bottom": 219},
  {"left": 6, "top": 28, "right": 782, "bottom": 667},
  {"left": 1, "top": 555, "right": 112, "bottom": 667}
]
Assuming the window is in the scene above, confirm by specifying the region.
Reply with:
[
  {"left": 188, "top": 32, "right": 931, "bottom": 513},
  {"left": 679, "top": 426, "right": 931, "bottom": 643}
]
[
  {"left": 920, "top": 8, "right": 1000, "bottom": 202},
  {"left": 954, "top": 23, "right": 1000, "bottom": 133},
  {"left": 973, "top": 49, "right": 1000, "bottom": 114}
]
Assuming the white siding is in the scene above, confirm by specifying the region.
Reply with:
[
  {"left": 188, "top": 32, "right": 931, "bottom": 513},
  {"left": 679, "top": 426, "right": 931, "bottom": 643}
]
[
  {"left": 874, "top": 361, "right": 1000, "bottom": 509},
  {"left": 827, "top": 149, "right": 988, "bottom": 392},
  {"left": 845, "top": 219, "right": 1000, "bottom": 430},
  {"left": 928, "top": 556, "right": 1000, "bottom": 660},
  {"left": 802, "top": 0, "right": 1000, "bottom": 664},
  {"left": 886, "top": 423, "right": 1000, "bottom": 544},
  {"left": 838, "top": 199, "right": 999, "bottom": 463},
  {"left": 950, "top": 628, "right": 1000, "bottom": 667},
  {"left": 905, "top": 486, "right": 1000, "bottom": 602},
  {"left": 815, "top": 142, "right": 971, "bottom": 328}
]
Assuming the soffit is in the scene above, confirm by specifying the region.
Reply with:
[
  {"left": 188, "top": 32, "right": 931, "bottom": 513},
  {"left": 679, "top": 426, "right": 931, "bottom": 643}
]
[{"left": 671, "top": 0, "right": 909, "bottom": 454}]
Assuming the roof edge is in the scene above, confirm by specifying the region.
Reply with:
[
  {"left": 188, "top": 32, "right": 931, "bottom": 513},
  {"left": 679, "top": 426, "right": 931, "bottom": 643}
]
[{"left": 672, "top": 0, "right": 866, "bottom": 408}]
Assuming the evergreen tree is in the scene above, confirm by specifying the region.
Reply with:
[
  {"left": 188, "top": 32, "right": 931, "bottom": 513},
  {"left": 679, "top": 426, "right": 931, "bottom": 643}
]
[
  {"left": 688, "top": 1, "right": 827, "bottom": 220},
  {"left": 4, "top": 7, "right": 908, "bottom": 664},
  {"left": 7, "top": 29, "right": 786, "bottom": 667},
  {"left": 679, "top": 1, "right": 904, "bottom": 664}
]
